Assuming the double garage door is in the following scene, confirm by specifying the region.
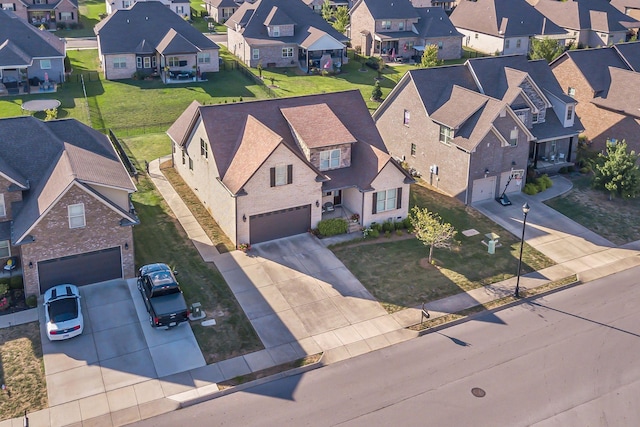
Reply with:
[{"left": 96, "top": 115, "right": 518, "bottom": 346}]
[
  {"left": 38, "top": 247, "right": 123, "bottom": 294},
  {"left": 250, "top": 204, "right": 311, "bottom": 244}
]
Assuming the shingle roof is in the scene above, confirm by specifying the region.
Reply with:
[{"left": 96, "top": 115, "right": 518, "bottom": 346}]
[
  {"left": 95, "top": 2, "right": 218, "bottom": 55},
  {"left": 530, "top": 0, "right": 639, "bottom": 33},
  {"left": 353, "top": 0, "right": 420, "bottom": 20},
  {"left": 0, "top": 117, "right": 137, "bottom": 244},
  {"left": 263, "top": 6, "right": 296, "bottom": 26},
  {"left": 414, "top": 7, "right": 463, "bottom": 40},
  {"left": 225, "top": 0, "right": 348, "bottom": 46},
  {"left": 613, "top": 41, "right": 640, "bottom": 71},
  {"left": 280, "top": 103, "right": 357, "bottom": 149},
  {"left": 208, "top": 0, "right": 238, "bottom": 7},
  {"left": 610, "top": 0, "right": 640, "bottom": 13},
  {"left": 451, "top": 0, "right": 566, "bottom": 38},
  {"left": 556, "top": 47, "right": 630, "bottom": 93},
  {"left": 156, "top": 29, "right": 199, "bottom": 55},
  {"left": 407, "top": 64, "right": 479, "bottom": 115},
  {"left": 0, "top": 10, "right": 65, "bottom": 67},
  {"left": 591, "top": 66, "right": 640, "bottom": 118}
]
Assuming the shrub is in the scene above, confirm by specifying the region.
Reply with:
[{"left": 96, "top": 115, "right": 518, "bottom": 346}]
[
  {"left": 536, "top": 174, "right": 553, "bottom": 191},
  {"left": 370, "top": 222, "right": 383, "bottom": 232},
  {"left": 395, "top": 229, "right": 403, "bottom": 236},
  {"left": 317, "top": 218, "right": 349, "bottom": 236},
  {"left": 558, "top": 166, "right": 568, "bottom": 174},
  {"left": 0, "top": 283, "right": 8, "bottom": 295},
  {"left": 402, "top": 217, "right": 412, "bottom": 230},
  {"left": 0, "top": 278, "right": 8, "bottom": 287},
  {"left": 567, "top": 165, "right": 576, "bottom": 173},
  {"left": 369, "top": 229, "right": 380, "bottom": 238},
  {"left": 580, "top": 167, "right": 590, "bottom": 174},
  {"left": 26, "top": 294, "right": 37, "bottom": 308},
  {"left": 384, "top": 231, "right": 391, "bottom": 238},
  {"left": 382, "top": 220, "right": 395, "bottom": 233},
  {"left": 9, "top": 275, "right": 23, "bottom": 290},
  {"left": 365, "top": 57, "right": 382, "bottom": 70},
  {"left": 523, "top": 183, "right": 539, "bottom": 195}
]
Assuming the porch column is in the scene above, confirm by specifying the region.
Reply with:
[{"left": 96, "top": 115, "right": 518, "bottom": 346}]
[{"left": 306, "top": 50, "right": 309, "bottom": 74}]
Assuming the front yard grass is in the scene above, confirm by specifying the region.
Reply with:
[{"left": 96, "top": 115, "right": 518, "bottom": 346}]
[
  {"left": 545, "top": 174, "right": 640, "bottom": 245},
  {"left": 331, "top": 182, "right": 555, "bottom": 313},
  {"left": 0, "top": 322, "right": 47, "bottom": 421}
]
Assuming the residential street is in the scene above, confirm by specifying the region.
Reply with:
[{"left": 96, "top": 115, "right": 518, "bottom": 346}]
[{"left": 135, "top": 266, "right": 640, "bottom": 427}]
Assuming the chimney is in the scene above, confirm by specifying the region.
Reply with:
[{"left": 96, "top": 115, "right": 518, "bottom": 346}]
[{"left": 542, "top": 17, "right": 546, "bottom": 34}]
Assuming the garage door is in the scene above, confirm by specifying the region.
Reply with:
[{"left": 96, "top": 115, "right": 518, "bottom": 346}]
[
  {"left": 250, "top": 205, "right": 311, "bottom": 244},
  {"left": 38, "top": 247, "right": 122, "bottom": 293},
  {"left": 499, "top": 171, "right": 523, "bottom": 196},
  {"left": 471, "top": 177, "right": 496, "bottom": 203}
]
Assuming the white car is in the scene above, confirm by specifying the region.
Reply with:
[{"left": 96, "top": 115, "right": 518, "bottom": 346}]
[{"left": 44, "top": 284, "right": 84, "bottom": 341}]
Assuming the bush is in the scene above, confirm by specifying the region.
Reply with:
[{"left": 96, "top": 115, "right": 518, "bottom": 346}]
[
  {"left": 402, "top": 217, "right": 412, "bottom": 230},
  {"left": 370, "top": 222, "right": 383, "bottom": 232},
  {"left": 9, "top": 275, "right": 23, "bottom": 290},
  {"left": 365, "top": 57, "right": 382, "bottom": 70},
  {"left": 580, "top": 166, "right": 590, "bottom": 174},
  {"left": 523, "top": 183, "right": 539, "bottom": 195},
  {"left": 395, "top": 229, "right": 403, "bottom": 236},
  {"left": 382, "top": 220, "right": 395, "bottom": 233},
  {"left": 368, "top": 229, "right": 380, "bottom": 238},
  {"left": 317, "top": 218, "right": 348, "bottom": 236},
  {"left": 558, "top": 166, "right": 568, "bottom": 174},
  {"left": 26, "top": 294, "right": 37, "bottom": 308},
  {"left": 0, "top": 283, "right": 8, "bottom": 295},
  {"left": 536, "top": 174, "right": 553, "bottom": 191},
  {"left": 384, "top": 231, "right": 391, "bottom": 238},
  {"left": 0, "top": 278, "right": 8, "bottom": 287}
]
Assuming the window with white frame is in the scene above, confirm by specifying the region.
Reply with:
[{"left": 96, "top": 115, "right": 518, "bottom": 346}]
[
  {"left": 375, "top": 188, "right": 397, "bottom": 213},
  {"left": 275, "top": 165, "right": 286, "bottom": 186},
  {"left": 282, "top": 47, "right": 293, "bottom": 58},
  {"left": 272, "top": 26, "right": 280, "bottom": 37},
  {"left": 122, "top": 0, "right": 132, "bottom": 7},
  {"left": 438, "top": 41, "right": 443, "bottom": 50},
  {"left": 200, "top": 138, "right": 208, "bottom": 158},
  {"left": 515, "top": 110, "right": 527, "bottom": 124},
  {"left": 188, "top": 157, "right": 193, "bottom": 170},
  {"left": 411, "top": 143, "right": 416, "bottom": 156},
  {"left": 516, "top": 39, "right": 521, "bottom": 48},
  {"left": 319, "top": 149, "right": 341, "bottom": 170},
  {"left": 270, "top": 165, "right": 292, "bottom": 187},
  {"left": 509, "top": 128, "right": 519, "bottom": 146},
  {"left": 176, "top": 5, "right": 184, "bottom": 14},
  {"left": 398, "top": 22, "right": 404, "bottom": 31},
  {"left": 136, "top": 57, "right": 142, "bottom": 68},
  {"left": 198, "top": 52, "right": 210, "bottom": 63},
  {"left": 1, "top": 4, "right": 16, "bottom": 11},
  {"left": 403, "top": 109, "right": 410, "bottom": 125},
  {"left": 60, "top": 12, "right": 72, "bottom": 21},
  {"left": 144, "top": 57, "right": 151, "bottom": 68},
  {"left": 68, "top": 203, "right": 86, "bottom": 228},
  {"left": 439, "top": 125, "right": 453, "bottom": 145},
  {"left": 40, "top": 59, "right": 51, "bottom": 69},
  {"left": 381, "top": 20, "right": 391, "bottom": 30},
  {"left": 0, "top": 240, "right": 9, "bottom": 258},
  {"left": 113, "top": 57, "right": 127, "bottom": 68},
  {"left": 566, "top": 105, "right": 574, "bottom": 121},
  {"left": 252, "top": 49, "right": 260, "bottom": 60},
  {"left": 0, "top": 194, "right": 5, "bottom": 217},
  {"left": 168, "top": 57, "right": 180, "bottom": 67},
  {"left": 532, "top": 112, "right": 539, "bottom": 123}
]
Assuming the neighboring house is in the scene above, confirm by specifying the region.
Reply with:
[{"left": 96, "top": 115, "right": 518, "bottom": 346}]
[
  {"left": 373, "top": 55, "right": 582, "bottom": 204},
  {"left": 611, "top": 0, "right": 640, "bottom": 21},
  {"left": 0, "top": 10, "right": 66, "bottom": 94},
  {"left": 95, "top": 2, "right": 219, "bottom": 81},
  {"left": 3, "top": 0, "right": 78, "bottom": 30},
  {"left": 450, "top": 0, "right": 567, "bottom": 55},
  {"left": 106, "top": 0, "right": 192, "bottom": 20},
  {"left": 350, "top": 0, "right": 463, "bottom": 61},
  {"left": 303, "top": 0, "right": 351, "bottom": 13},
  {"left": 225, "top": 0, "right": 349, "bottom": 70},
  {"left": 0, "top": 117, "right": 138, "bottom": 297},
  {"left": 529, "top": 0, "right": 639, "bottom": 48},
  {"left": 204, "top": 0, "right": 239, "bottom": 23},
  {"left": 551, "top": 42, "right": 640, "bottom": 154},
  {"left": 167, "top": 90, "right": 413, "bottom": 246}
]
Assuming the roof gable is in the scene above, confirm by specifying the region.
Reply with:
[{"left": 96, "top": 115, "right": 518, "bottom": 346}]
[
  {"left": 591, "top": 66, "right": 640, "bottom": 117},
  {"left": 531, "top": 0, "right": 639, "bottom": 33},
  {"left": 263, "top": 6, "right": 295, "bottom": 26},
  {"left": 280, "top": 103, "right": 357, "bottom": 149},
  {"left": 0, "top": 10, "right": 65, "bottom": 64},
  {"left": 355, "top": 0, "right": 420, "bottom": 20}
]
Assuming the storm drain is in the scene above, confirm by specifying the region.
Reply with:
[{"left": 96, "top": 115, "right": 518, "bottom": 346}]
[{"left": 471, "top": 387, "right": 486, "bottom": 398}]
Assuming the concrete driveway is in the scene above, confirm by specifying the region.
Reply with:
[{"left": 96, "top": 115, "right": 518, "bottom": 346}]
[
  {"left": 214, "top": 233, "right": 406, "bottom": 360},
  {"left": 40, "top": 278, "right": 205, "bottom": 407}
]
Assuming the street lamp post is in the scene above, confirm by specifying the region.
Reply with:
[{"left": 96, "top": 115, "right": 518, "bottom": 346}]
[{"left": 515, "top": 202, "right": 530, "bottom": 298}]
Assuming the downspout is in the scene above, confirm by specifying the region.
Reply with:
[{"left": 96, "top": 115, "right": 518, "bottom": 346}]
[
  {"left": 235, "top": 195, "right": 238, "bottom": 246},
  {"left": 361, "top": 190, "right": 366, "bottom": 226},
  {"left": 465, "top": 151, "right": 471, "bottom": 205}
]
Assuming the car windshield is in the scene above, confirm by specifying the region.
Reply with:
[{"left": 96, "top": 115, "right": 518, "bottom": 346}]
[
  {"left": 48, "top": 297, "right": 78, "bottom": 323},
  {"left": 149, "top": 271, "right": 175, "bottom": 286}
]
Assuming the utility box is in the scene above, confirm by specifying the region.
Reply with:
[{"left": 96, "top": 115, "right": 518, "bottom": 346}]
[
  {"left": 189, "top": 302, "right": 206, "bottom": 321},
  {"left": 483, "top": 233, "right": 501, "bottom": 254}
]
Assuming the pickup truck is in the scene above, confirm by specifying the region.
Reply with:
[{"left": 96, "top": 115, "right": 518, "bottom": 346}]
[{"left": 137, "top": 263, "right": 189, "bottom": 328}]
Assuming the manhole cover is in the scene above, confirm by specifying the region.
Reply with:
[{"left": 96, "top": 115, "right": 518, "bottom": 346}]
[{"left": 471, "top": 387, "right": 486, "bottom": 398}]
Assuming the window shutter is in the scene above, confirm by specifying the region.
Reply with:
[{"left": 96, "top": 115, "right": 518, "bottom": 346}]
[
  {"left": 396, "top": 187, "right": 402, "bottom": 209},
  {"left": 270, "top": 167, "right": 275, "bottom": 187},
  {"left": 372, "top": 192, "right": 377, "bottom": 214},
  {"left": 287, "top": 164, "right": 293, "bottom": 184},
  {"left": 71, "top": 12, "right": 74, "bottom": 19}
]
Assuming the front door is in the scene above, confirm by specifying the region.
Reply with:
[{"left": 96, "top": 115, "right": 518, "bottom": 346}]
[{"left": 333, "top": 190, "right": 342, "bottom": 206}]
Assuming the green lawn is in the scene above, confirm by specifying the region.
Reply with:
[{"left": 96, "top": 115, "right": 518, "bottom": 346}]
[
  {"left": 332, "top": 182, "right": 555, "bottom": 313},
  {"left": 54, "top": 0, "right": 105, "bottom": 38}
]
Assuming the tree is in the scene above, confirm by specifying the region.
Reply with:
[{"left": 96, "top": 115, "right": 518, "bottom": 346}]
[
  {"left": 529, "top": 38, "right": 564, "bottom": 63},
  {"left": 321, "top": 0, "right": 333, "bottom": 22},
  {"left": 420, "top": 45, "right": 441, "bottom": 68},
  {"left": 332, "top": 6, "right": 349, "bottom": 34},
  {"left": 592, "top": 140, "right": 640, "bottom": 200},
  {"left": 410, "top": 207, "right": 456, "bottom": 264},
  {"left": 371, "top": 80, "right": 382, "bottom": 101}
]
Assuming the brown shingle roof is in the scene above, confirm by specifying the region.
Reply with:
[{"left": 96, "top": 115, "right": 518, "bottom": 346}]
[
  {"left": 280, "top": 103, "right": 357, "bottom": 149},
  {"left": 591, "top": 66, "right": 640, "bottom": 118}
]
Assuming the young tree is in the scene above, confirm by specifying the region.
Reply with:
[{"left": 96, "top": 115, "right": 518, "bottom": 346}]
[
  {"left": 332, "top": 6, "right": 349, "bottom": 34},
  {"left": 529, "top": 38, "right": 564, "bottom": 63},
  {"left": 410, "top": 207, "right": 456, "bottom": 264},
  {"left": 420, "top": 45, "right": 441, "bottom": 68},
  {"left": 321, "top": 0, "right": 333, "bottom": 22},
  {"left": 592, "top": 140, "right": 640, "bottom": 200},
  {"left": 371, "top": 80, "right": 382, "bottom": 101}
]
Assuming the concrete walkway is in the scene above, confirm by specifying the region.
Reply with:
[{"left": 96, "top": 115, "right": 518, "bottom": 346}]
[{"left": 4, "top": 171, "right": 640, "bottom": 426}]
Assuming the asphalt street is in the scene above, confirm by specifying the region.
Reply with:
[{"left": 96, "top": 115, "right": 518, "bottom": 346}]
[{"left": 133, "top": 265, "right": 640, "bottom": 427}]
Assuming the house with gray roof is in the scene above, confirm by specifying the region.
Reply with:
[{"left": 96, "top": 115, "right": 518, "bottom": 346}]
[
  {"left": 204, "top": 0, "right": 241, "bottom": 23},
  {"left": 5, "top": 0, "right": 78, "bottom": 30},
  {"left": 373, "top": 55, "right": 582, "bottom": 204},
  {"left": 106, "top": 0, "right": 192, "bottom": 19},
  {"left": 611, "top": 0, "right": 640, "bottom": 21},
  {"left": 528, "top": 0, "right": 639, "bottom": 48},
  {"left": 450, "top": 0, "right": 567, "bottom": 55},
  {"left": 0, "top": 10, "right": 65, "bottom": 95},
  {"left": 167, "top": 90, "right": 413, "bottom": 245},
  {"left": 0, "top": 117, "right": 138, "bottom": 297},
  {"left": 551, "top": 42, "right": 640, "bottom": 154},
  {"left": 95, "top": 1, "right": 219, "bottom": 81},
  {"left": 225, "top": 0, "right": 349, "bottom": 71},
  {"left": 350, "top": 0, "right": 463, "bottom": 61}
]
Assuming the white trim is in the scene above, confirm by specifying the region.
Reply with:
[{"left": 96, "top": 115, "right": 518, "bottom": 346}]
[
  {"left": 0, "top": 193, "right": 5, "bottom": 217},
  {"left": 0, "top": 239, "right": 9, "bottom": 258}
]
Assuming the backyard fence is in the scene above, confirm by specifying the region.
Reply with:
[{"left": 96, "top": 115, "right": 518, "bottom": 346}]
[
  {"left": 108, "top": 129, "right": 139, "bottom": 179},
  {"left": 67, "top": 71, "right": 100, "bottom": 83},
  {"left": 233, "top": 60, "right": 277, "bottom": 98},
  {"left": 96, "top": 123, "right": 175, "bottom": 138}
]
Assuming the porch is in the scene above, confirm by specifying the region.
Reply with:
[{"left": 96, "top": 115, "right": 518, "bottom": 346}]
[
  {"left": 534, "top": 159, "right": 574, "bottom": 174},
  {"left": 0, "top": 69, "right": 58, "bottom": 96},
  {"left": 321, "top": 204, "right": 362, "bottom": 234}
]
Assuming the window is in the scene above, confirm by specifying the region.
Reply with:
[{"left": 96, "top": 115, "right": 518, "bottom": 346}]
[
  {"left": 568, "top": 87, "right": 576, "bottom": 97},
  {"left": 505, "top": 39, "right": 510, "bottom": 49},
  {"left": 373, "top": 188, "right": 401, "bottom": 214},
  {"left": 113, "top": 57, "right": 126, "bottom": 68},
  {"left": 320, "top": 149, "right": 341, "bottom": 170},
  {"left": 272, "top": 26, "right": 280, "bottom": 37},
  {"left": 270, "top": 165, "right": 293, "bottom": 187},
  {"left": 198, "top": 52, "right": 210, "bottom": 63},
  {"left": 252, "top": 49, "right": 260, "bottom": 60},
  {"left": 40, "top": 59, "right": 51, "bottom": 70},
  {"left": 136, "top": 57, "right": 142, "bottom": 68},
  {"left": 60, "top": 12, "right": 73, "bottom": 21},
  {"left": 0, "top": 194, "right": 5, "bottom": 217},
  {"left": 438, "top": 41, "right": 443, "bottom": 50},
  {"left": 566, "top": 105, "right": 573, "bottom": 121},
  {"left": 68, "top": 204, "right": 85, "bottom": 229},
  {"left": 516, "top": 39, "right": 521, "bottom": 48},
  {"left": 516, "top": 110, "right": 527, "bottom": 124},
  {"left": 1, "top": 4, "right": 16, "bottom": 11},
  {"left": 282, "top": 47, "right": 293, "bottom": 58},
  {"left": 509, "top": 128, "right": 519, "bottom": 146},
  {"left": 398, "top": 22, "right": 404, "bottom": 31},
  {"left": 144, "top": 57, "right": 151, "bottom": 68},
  {"left": 168, "top": 57, "right": 180, "bottom": 67},
  {"left": 200, "top": 138, "right": 208, "bottom": 158},
  {"left": 403, "top": 110, "right": 410, "bottom": 125},
  {"left": 381, "top": 20, "right": 391, "bottom": 30},
  {"left": 475, "top": 33, "right": 479, "bottom": 39},
  {"left": 439, "top": 125, "right": 453, "bottom": 145},
  {"left": 176, "top": 5, "right": 184, "bottom": 14},
  {"left": 188, "top": 157, "right": 193, "bottom": 170},
  {"left": 122, "top": 0, "right": 132, "bottom": 7},
  {"left": 182, "top": 150, "right": 186, "bottom": 165},
  {"left": 0, "top": 240, "right": 9, "bottom": 258},
  {"left": 411, "top": 143, "right": 416, "bottom": 156},
  {"left": 532, "top": 112, "right": 539, "bottom": 123}
]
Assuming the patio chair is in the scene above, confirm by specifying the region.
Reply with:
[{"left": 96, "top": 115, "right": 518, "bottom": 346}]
[
  {"left": 3, "top": 256, "right": 18, "bottom": 271},
  {"left": 322, "top": 202, "right": 335, "bottom": 213}
]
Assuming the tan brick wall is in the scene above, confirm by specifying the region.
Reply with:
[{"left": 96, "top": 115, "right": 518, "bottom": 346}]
[
  {"left": 56, "top": 0, "right": 79, "bottom": 24},
  {"left": 350, "top": 2, "right": 375, "bottom": 55},
  {"left": 0, "top": 177, "right": 23, "bottom": 221},
  {"left": 19, "top": 184, "right": 134, "bottom": 296},
  {"left": 102, "top": 53, "right": 136, "bottom": 80},
  {"left": 308, "top": 144, "right": 352, "bottom": 170},
  {"left": 362, "top": 162, "right": 410, "bottom": 226}
]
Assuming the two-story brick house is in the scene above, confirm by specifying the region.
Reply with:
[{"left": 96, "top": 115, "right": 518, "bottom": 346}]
[
  {"left": 349, "top": 0, "right": 463, "bottom": 61},
  {"left": 225, "top": 0, "right": 349, "bottom": 70},
  {"left": 373, "top": 55, "right": 582, "bottom": 204},
  {"left": 0, "top": 117, "right": 138, "bottom": 296},
  {"left": 106, "top": 0, "right": 192, "bottom": 19},
  {"left": 3, "top": 0, "right": 78, "bottom": 29},
  {"left": 167, "top": 90, "right": 413, "bottom": 245}
]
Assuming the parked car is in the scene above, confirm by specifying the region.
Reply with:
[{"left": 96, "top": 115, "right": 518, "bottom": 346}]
[
  {"left": 44, "top": 284, "right": 84, "bottom": 341},
  {"left": 137, "top": 263, "right": 189, "bottom": 328}
]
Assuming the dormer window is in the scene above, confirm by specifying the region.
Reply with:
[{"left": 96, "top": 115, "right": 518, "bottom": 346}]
[
  {"left": 508, "top": 128, "right": 519, "bottom": 146},
  {"left": 532, "top": 112, "right": 539, "bottom": 124},
  {"left": 568, "top": 87, "right": 576, "bottom": 98},
  {"left": 566, "top": 105, "right": 574, "bottom": 121},
  {"left": 320, "top": 149, "right": 341, "bottom": 170},
  {"left": 515, "top": 110, "right": 527, "bottom": 124},
  {"left": 439, "top": 125, "right": 453, "bottom": 145},
  {"left": 272, "top": 25, "right": 280, "bottom": 37}
]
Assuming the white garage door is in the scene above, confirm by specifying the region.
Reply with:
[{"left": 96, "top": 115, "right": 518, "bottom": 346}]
[
  {"left": 499, "top": 171, "right": 523, "bottom": 196},
  {"left": 472, "top": 176, "right": 496, "bottom": 203}
]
